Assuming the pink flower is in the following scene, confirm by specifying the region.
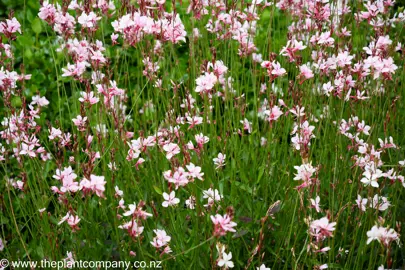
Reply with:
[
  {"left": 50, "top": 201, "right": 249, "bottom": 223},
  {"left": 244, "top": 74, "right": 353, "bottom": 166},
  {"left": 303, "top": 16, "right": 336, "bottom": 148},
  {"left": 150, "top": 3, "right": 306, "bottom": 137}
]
[
  {"left": 51, "top": 167, "right": 80, "bottom": 194},
  {"left": 240, "top": 118, "right": 252, "bottom": 133},
  {"left": 67, "top": 215, "right": 81, "bottom": 231},
  {"left": 322, "top": 82, "right": 334, "bottom": 96},
  {"left": 213, "top": 153, "right": 226, "bottom": 169},
  {"left": 135, "top": 158, "right": 145, "bottom": 170},
  {"left": 58, "top": 212, "right": 80, "bottom": 232},
  {"left": 49, "top": 127, "right": 62, "bottom": 140},
  {"left": 162, "top": 246, "right": 172, "bottom": 254},
  {"left": 38, "top": 1, "right": 56, "bottom": 23},
  {"left": 336, "top": 51, "right": 354, "bottom": 67},
  {"left": 271, "top": 61, "right": 287, "bottom": 77},
  {"left": 192, "top": 28, "right": 201, "bottom": 39},
  {"left": 78, "top": 12, "right": 101, "bottom": 28},
  {"left": 119, "top": 221, "right": 144, "bottom": 237},
  {"left": 195, "top": 133, "right": 209, "bottom": 147},
  {"left": 264, "top": 106, "right": 283, "bottom": 122},
  {"left": 129, "top": 251, "right": 136, "bottom": 257},
  {"left": 122, "top": 202, "right": 152, "bottom": 220},
  {"left": 381, "top": 57, "right": 398, "bottom": 76},
  {"left": 294, "top": 163, "right": 316, "bottom": 182},
  {"left": 252, "top": 53, "right": 263, "bottom": 63},
  {"left": 58, "top": 213, "right": 70, "bottom": 225},
  {"left": 208, "top": 60, "right": 228, "bottom": 77},
  {"left": 72, "top": 115, "right": 87, "bottom": 131},
  {"left": 280, "top": 40, "right": 307, "bottom": 62},
  {"left": 299, "top": 64, "right": 314, "bottom": 80},
  {"left": 80, "top": 175, "right": 106, "bottom": 197},
  {"left": 261, "top": 61, "right": 271, "bottom": 69},
  {"left": 378, "top": 137, "right": 397, "bottom": 149},
  {"left": 186, "top": 163, "right": 204, "bottom": 180},
  {"left": 291, "top": 121, "right": 315, "bottom": 151},
  {"left": 187, "top": 116, "right": 203, "bottom": 129},
  {"left": 93, "top": 0, "right": 115, "bottom": 12},
  {"left": 90, "top": 175, "right": 106, "bottom": 197},
  {"left": 316, "top": 31, "right": 334, "bottom": 46},
  {"left": 63, "top": 251, "right": 75, "bottom": 268},
  {"left": 164, "top": 167, "right": 189, "bottom": 189},
  {"left": 0, "top": 18, "right": 22, "bottom": 36},
  {"left": 289, "top": 106, "right": 305, "bottom": 118},
  {"left": 161, "top": 13, "right": 187, "bottom": 44},
  {"left": 91, "top": 50, "right": 106, "bottom": 64},
  {"left": 257, "top": 264, "right": 270, "bottom": 270},
  {"left": 8, "top": 179, "right": 24, "bottom": 191},
  {"left": 262, "top": 61, "right": 286, "bottom": 80},
  {"left": 369, "top": 194, "right": 391, "bottom": 211},
  {"left": 111, "top": 33, "right": 119, "bottom": 45},
  {"left": 163, "top": 143, "right": 180, "bottom": 160},
  {"left": 62, "top": 61, "right": 89, "bottom": 78},
  {"left": 31, "top": 95, "right": 49, "bottom": 107},
  {"left": 195, "top": 72, "right": 218, "bottom": 93},
  {"left": 53, "top": 166, "right": 77, "bottom": 181},
  {"left": 19, "top": 143, "right": 36, "bottom": 157},
  {"left": 68, "top": 0, "right": 81, "bottom": 10},
  {"left": 115, "top": 186, "right": 123, "bottom": 197},
  {"left": 79, "top": 91, "right": 99, "bottom": 105},
  {"left": 310, "top": 217, "right": 336, "bottom": 241},
  {"left": 150, "top": 229, "right": 171, "bottom": 248},
  {"left": 211, "top": 214, "right": 237, "bottom": 236}
]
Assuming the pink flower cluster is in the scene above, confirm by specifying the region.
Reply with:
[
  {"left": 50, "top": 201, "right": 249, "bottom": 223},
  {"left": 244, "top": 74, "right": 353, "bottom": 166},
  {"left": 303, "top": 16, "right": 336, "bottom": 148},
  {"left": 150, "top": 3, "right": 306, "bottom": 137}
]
[{"left": 111, "top": 12, "right": 186, "bottom": 46}]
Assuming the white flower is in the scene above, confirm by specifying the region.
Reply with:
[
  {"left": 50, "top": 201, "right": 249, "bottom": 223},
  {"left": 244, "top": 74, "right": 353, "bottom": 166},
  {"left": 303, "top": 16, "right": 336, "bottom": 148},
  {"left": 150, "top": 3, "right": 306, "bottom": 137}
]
[
  {"left": 0, "top": 238, "right": 5, "bottom": 251},
  {"left": 366, "top": 226, "right": 382, "bottom": 244},
  {"left": 366, "top": 225, "right": 399, "bottom": 246},
  {"left": 218, "top": 251, "right": 234, "bottom": 268},
  {"left": 360, "top": 167, "right": 382, "bottom": 188},
  {"left": 162, "top": 191, "right": 180, "bottom": 207},
  {"left": 294, "top": 163, "right": 316, "bottom": 182},
  {"left": 355, "top": 195, "right": 368, "bottom": 212},
  {"left": 185, "top": 196, "right": 196, "bottom": 209},
  {"left": 310, "top": 196, "right": 321, "bottom": 212},
  {"left": 257, "top": 264, "right": 271, "bottom": 270},
  {"left": 203, "top": 188, "right": 222, "bottom": 207},
  {"left": 115, "top": 186, "right": 123, "bottom": 197}
]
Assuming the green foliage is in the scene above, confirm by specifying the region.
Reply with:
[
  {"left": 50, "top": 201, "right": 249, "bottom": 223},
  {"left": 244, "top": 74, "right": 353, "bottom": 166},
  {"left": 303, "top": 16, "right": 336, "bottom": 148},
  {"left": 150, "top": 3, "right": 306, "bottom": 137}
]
[{"left": 0, "top": 1, "right": 404, "bottom": 270}]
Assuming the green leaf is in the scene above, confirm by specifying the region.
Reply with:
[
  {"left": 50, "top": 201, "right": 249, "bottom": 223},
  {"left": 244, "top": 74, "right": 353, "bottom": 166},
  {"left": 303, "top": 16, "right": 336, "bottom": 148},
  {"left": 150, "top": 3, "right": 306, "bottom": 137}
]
[
  {"left": 32, "top": 18, "right": 42, "bottom": 34},
  {"left": 0, "top": 216, "right": 9, "bottom": 225},
  {"left": 36, "top": 245, "right": 44, "bottom": 258},
  {"left": 257, "top": 165, "right": 265, "bottom": 183},
  {"left": 17, "top": 35, "right": 34, "bottom": 46},
  {"left": 25, "top": 48, "right": 33, "bottom": 59},
  {"left": 11, "top": 96, "right": 22, "bottom": 107},
  {"left": 234, "top": 181, "right": 253, "bottom": 195},
  {"left": 153, "top": 185, "right": 162, "bottom": 195}
]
